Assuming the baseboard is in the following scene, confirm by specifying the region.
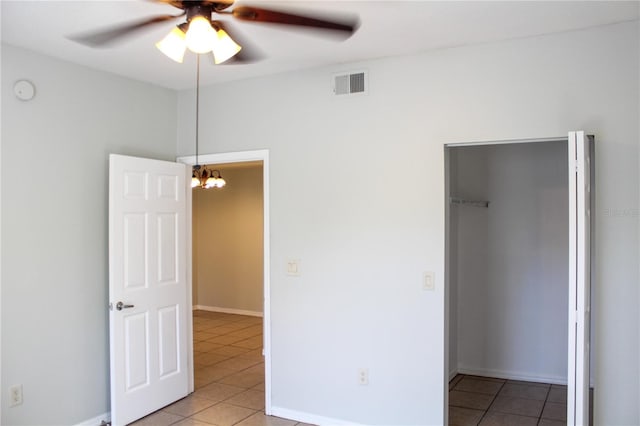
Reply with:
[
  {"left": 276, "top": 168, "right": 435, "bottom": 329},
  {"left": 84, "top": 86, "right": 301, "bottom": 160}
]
[
  {"left": 193, "top": 305, "right": 263, "bottom": 317},
  {"left": 73, "top": 412, "right": 110, "bottom": 426},
  {"left": 270, "top": 406, "right": 364, "bottom": 426},
  {"left": 457, "top": 366, "right": 567, "bottom": 385},
  {"left": 449, "top": 369, "right": 459, "bottom": 381}
]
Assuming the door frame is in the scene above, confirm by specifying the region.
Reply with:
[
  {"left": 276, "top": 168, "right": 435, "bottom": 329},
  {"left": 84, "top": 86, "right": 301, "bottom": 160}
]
[
  {"left": 443, "top": 135, "right": 594, "bottom": 425},
  {"left": 176, "top": 149, "right": 272, "bottom": 413}
]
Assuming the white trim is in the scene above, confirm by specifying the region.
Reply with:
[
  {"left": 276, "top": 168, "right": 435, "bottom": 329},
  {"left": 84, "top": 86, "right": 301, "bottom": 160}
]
[
  {"left": 194, "top": 305, "right": 263, "bottom": 317},
  {"left": 456, "top": 367, "right": 567, "bottom": 386},
  {"left": 443, "top": 147, "right": 451, "bottom": 426},
  {"left": 73, "top": 412, "right": 110, "bottom": 426},
  {"left": 445, "top": 135, "right": 594, "bottom": 426},
  {"left": 177, "top": 149, "right": 269, "bottom": 166},
  {"left": 177, "top": 149, "right": 272, "bottom": 414},
  {"left": 445, "top": 136, "right": 567, "bottom": 148},
  {"left": 185, "top": 165, "right": 194, "bottom": 394},
  {"left": 271, "top": 406, "right": 365, "bottom": 426}
]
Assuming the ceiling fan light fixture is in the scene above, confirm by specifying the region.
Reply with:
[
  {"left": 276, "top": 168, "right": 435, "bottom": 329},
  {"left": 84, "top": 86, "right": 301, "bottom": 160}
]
[
  {"left": 185, "top": 16, "right": 217, "bottom": 54},
  {"left": 156, "top": 26, "right": 187, "bottom": 63},
  {"left": 211, "top": 28, "right": 242, "bottom": 64}
]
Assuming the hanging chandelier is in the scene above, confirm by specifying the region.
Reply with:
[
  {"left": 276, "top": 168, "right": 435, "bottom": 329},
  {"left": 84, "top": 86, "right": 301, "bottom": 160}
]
[{"left": 192, "top": 166, "right": 226, "bottom": 189}]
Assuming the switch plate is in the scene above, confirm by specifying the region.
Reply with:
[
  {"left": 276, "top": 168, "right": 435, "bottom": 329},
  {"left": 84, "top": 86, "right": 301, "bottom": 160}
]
[
  {"left": 286, "top": 259, "right": 300, "bottom": 276},
  {"left": 423, "top": 272, "right": 435, "bottom": 291}
]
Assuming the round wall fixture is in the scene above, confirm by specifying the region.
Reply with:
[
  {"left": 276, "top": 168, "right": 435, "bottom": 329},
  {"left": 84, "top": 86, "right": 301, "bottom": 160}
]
[{"left": 14, "top": 80, "right": 36, "bottom": 101}]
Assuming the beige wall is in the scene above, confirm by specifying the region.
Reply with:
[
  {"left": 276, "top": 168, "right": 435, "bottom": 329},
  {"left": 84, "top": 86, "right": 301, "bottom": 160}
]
[{"left": 193, "top": 163, "right": 264, "bottom": 314}]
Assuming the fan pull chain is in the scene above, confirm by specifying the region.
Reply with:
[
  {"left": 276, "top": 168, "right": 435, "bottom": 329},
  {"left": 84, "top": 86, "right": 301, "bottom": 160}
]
[{"left": 195, "top": 53, "right": 200, "bottom": 166}]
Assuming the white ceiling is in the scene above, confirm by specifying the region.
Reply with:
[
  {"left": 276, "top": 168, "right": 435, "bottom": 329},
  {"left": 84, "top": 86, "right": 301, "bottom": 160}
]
[{"left": 2, "top": 1, "right": 638, "bottom": 90}]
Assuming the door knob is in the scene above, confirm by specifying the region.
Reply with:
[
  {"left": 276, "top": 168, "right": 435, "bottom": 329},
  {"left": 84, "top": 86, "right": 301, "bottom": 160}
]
[{"left": 115, "top": 301, "right": 134, "bottom": 311}]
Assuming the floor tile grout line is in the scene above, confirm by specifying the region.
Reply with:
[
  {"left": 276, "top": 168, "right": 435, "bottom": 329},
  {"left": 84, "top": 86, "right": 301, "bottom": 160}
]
[
  {"left": 475, "top": 377, "right": 506, "bottom": 425},
  {"left": 538, "top": 384, "right": 553, "bottom": 424}
]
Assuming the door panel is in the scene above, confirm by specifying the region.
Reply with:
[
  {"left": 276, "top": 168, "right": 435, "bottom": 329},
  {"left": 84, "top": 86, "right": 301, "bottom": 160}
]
[
  {"left": 109, "top": 154, "right": 190, "bottom": 426},
  {"left": 124, "top": 312, "right": 149, "bottom": 390},
  {"left": 158, "top": 305, "right": 180, "bottom": 377}
]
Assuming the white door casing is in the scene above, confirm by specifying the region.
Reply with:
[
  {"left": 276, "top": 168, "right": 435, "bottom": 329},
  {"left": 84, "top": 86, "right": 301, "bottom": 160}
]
[
  {"left": 444, "top": 134, "right": 593, "bottom": 426},
  {"left": 109, "top": 154, "right": 190, "bottom": 426},
  {"left": 568, "top": 131, "right": 592, "bottom": 426},
  {"left": 176, "top": 149, "right": 272, "bottom": 414}
]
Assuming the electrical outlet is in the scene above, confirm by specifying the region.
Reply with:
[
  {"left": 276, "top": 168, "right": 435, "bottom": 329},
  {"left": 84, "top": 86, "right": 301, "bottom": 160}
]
[
  {"left": 9, "top": 384, "right": 23, "bottom": 407},
  {"left": 358, "top": 368, "right": 369, "bottom": 385}
]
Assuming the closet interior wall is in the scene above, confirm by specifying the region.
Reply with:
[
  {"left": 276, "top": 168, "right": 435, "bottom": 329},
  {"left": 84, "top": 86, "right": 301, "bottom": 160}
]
[{"left": 449, "top": 142, "right": 569, "bottom": 384}]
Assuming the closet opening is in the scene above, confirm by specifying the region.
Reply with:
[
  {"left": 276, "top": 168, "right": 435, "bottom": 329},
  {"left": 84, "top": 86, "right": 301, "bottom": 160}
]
[{"left": 444, "top": 137, "right": 594, "bottom": 426}]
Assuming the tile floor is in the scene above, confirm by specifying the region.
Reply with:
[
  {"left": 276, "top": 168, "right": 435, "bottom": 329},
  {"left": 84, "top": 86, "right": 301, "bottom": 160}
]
[
  {"left": 132, "top": 311, "right": 582, "bottom": 426},
  {"left": 131, "top": 310, "right": 314, "bottom": 426},
  {"left": 448, "top": 374, "right": 568, "bottom": 426}
]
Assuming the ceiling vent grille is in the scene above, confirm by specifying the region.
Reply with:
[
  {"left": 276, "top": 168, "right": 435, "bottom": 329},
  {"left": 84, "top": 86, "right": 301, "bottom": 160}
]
[{"left": 333, "top": 71, "right": 367, "bottom": 96}]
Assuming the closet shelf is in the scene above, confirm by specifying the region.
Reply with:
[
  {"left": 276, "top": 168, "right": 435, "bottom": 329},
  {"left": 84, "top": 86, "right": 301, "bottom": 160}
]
[{"left": 449, "top": 197, "right": 489, "bottom": 208}]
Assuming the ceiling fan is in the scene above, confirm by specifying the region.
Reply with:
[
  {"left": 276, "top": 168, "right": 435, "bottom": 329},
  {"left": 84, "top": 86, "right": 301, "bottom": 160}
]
[{"left": 70, "top": 0, "right": 360, "bottom": 64}]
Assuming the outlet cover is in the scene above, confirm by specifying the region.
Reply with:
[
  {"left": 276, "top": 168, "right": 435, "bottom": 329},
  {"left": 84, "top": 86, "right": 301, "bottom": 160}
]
[
  {"left": 9, "top": 384, "right": 23, "bottom": 407},
  {"left": 358, "top": 368, "right": 369, "bottom": 385}
]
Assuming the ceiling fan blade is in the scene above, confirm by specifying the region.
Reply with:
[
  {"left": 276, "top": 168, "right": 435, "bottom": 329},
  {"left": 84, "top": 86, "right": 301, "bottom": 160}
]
[
  {"left": 231, "top": 6, "right": 359, "bottom": 37},
  {"left": 69, "top": 14, "right": 184, "bottom": 47},
  {"left": 215, "top": 21, "right": 264, "bottom": 64}
]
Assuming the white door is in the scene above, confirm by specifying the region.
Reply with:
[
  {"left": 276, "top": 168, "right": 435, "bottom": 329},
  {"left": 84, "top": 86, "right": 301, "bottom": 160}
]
[
  {"left": 109, "top": 154, "right": 190, "bottom": 426},
  {"left": 567, "top": 131, "right": 592, "bottom": 426}
]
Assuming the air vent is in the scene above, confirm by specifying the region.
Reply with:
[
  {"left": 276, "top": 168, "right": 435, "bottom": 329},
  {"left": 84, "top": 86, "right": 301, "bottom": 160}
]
[{"left": 332, "top": 71, "right": 367, "bottom": 96}]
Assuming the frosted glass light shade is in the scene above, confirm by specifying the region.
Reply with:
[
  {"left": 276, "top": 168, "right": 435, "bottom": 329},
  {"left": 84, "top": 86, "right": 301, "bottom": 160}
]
[
  {"left": 185, "top": 16, "right": 216, "bottom": 54},
  {"left": 156, "top": 27, "right": 187, "bottom": 63},
  {"left": 213, "top": 176, "right": 226, "bottom": 188},
  {"left": 211, "top": 29, "right": 242, "bottom": 64},
  {"left": 204, "top": 175, "right": 216, "bottom": 188},
  {"left": 191, "top": 175, "right": 200, "bottom": 188}
]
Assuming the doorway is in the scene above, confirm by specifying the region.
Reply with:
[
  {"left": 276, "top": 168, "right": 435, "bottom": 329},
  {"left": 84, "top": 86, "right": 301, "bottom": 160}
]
[
  {"left": 444, "top": 136, "right": 593, "bottom": 425},
  {"left": 192, "top": 160, "right": 264, "bottom": 317},
  {"left": 177, "top": 150, "right": 272, "bottom": 414}
]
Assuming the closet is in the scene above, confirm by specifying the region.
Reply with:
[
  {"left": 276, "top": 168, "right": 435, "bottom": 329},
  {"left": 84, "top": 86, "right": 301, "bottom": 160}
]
[{"left": 448, "top": 141, "right": 569, "bottom": 384}]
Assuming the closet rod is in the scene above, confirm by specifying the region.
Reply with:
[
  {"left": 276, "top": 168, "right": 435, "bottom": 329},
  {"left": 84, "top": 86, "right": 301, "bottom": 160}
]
[{"left": 449, "top": 197, "right": 489, "bottom": 208}]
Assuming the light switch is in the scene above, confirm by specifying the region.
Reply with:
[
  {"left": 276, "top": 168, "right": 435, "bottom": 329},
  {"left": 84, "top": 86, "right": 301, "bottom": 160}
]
[
  {"left": 423, "top": 272, "right": 435, "bottom": 291},
  {"left": 287, "top": 259, "right": 300, "bottom": 276}
]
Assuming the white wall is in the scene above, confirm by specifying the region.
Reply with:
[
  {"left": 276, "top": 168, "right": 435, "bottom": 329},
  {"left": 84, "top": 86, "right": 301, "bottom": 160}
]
[
  {"left": 0, "top": 18, "right": 636, "bottom": 426},
  {"left": 193, "top": 164, "right": 264, "bottom": 314},
  {"left": 1, "top": 44, "right": 177, "bottom": 425},
  {"left": 451, "top": 142, "right": 568, "bottom": 384},
  {"left": 178, "top": 21, "right": 639, "bottom": 425}
]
